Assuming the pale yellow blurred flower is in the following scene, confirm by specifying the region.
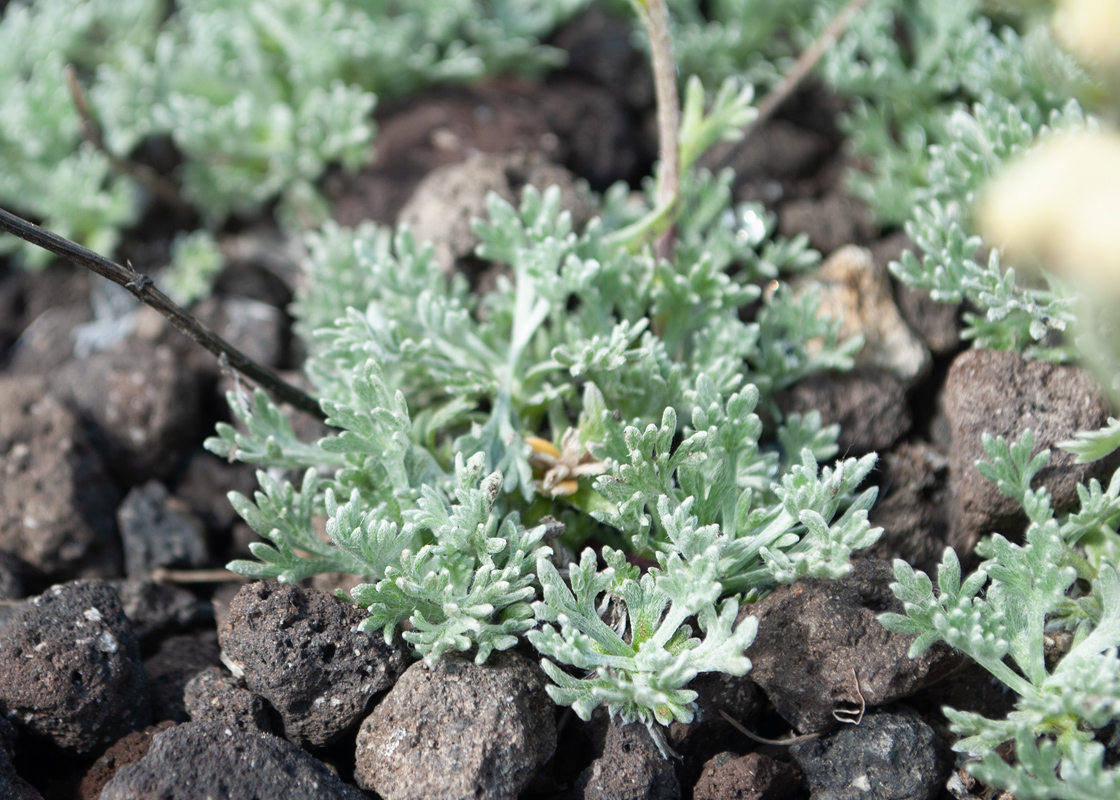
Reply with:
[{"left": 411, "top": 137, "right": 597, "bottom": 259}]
[
  {"left": 978, "top": 129, "right": 1120, "bottom": 293},
  {"left": 1053, "top": 0, "right": 1120, "bottom": 74}
]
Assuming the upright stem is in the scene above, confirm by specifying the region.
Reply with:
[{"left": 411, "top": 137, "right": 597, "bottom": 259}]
[{"left": 635, "top": 0, "right": 681, "bottom": 261}]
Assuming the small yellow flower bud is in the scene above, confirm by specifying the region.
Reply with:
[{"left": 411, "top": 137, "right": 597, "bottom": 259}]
[{"left": 525, "top": 436, "right": 561, "bottom": 459}]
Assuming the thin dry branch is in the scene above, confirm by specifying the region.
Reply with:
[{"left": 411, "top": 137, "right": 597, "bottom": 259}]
[
  {"left": 710, "top": 0, "right": 873, "bottom": 172},
  {"left": 0, "top": 206, "right": 327, "bottom": 421},
  {"left": 64, "top": 65, "right": 188, "bottom": 211}
]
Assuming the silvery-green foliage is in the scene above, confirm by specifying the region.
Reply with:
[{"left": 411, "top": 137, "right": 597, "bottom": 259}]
[
  {"left": 531, "top": 380, "right": 879, "bottom": 746},
  {"left": 349, "top": 452, "right": 552, "bottom": 666},
  {"left": 819, "top": 0, "right": 1088, "bottom": 225},
  {"left": 889, "top": 99, "right": 1089, "bottom": 355},
  {"left": 881, "top": 429, "right": 1120, "bottom": 798},
  {"left": 209, "top": 77, "right": 873, "bottom": 731},
  {"left": 0, "top": 0, "right": 590, "bottom": 266},
  {"left": 159, "top": 229, "right": 224, "bottom": 305},
  {"left": 637, "top": 0, "right": 848, "bottom": 91}
]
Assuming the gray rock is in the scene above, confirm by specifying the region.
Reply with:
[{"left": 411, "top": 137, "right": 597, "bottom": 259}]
[
  {"left": 0, "top": 581, "right": 149, "bottom": 754},
  {"left": 184, "top": 666, "right": 273, "bottom": 734},
  {"left": 0, "top": 378, "right": 121, "bottom": 580},
  {"left": 0, "top": 743, "right": 40, "bottom": 800},
  {"left": 806, "top": 245, "right": 931, "bottom": 385},
  {"left": 144, "top": 631, "right": 221, "bottom": 723},
  {"left": 398, "top": 151, "right": 594, "bottom": 271},
  {"left": 943, "top": 348, "right": 1116, "bottom": 554},
  {"left": 192, "top": 295, "right": 288, "bottom": 368},
  {"left": 117, "top": 481, "right": 209, "bottom": 579},
  {"left": 791, "top": 708, "right": 951, "bottom": 800},
  {"left": 776, "top": 370, "right": 911, "bottom": 457},
  {"left": 107, "top": 577, "right": 210, "bottom": 643},
  {"left": 574, "top": 717, "right": 680, "bottom": 800},
  {"left": 354, "top": 651, "right": 556, "bottom": 800},
  {"left": 219, "top": 581, "right": 407, "bottom": 748},
  {"left": 742, "top": 560, "right": 959, "bottom": 734},
  {"left": 693, "top": 751, "right": 797, "bottom": 800},
  {"left": 99, "top": 721, "right": 367, "bottom": 800},
  {"left": 50, "top": 341, "right": 205, "bottom": 484}
]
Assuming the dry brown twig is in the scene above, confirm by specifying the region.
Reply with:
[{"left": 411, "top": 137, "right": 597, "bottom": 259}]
[
  {"left": 709, "top": 0, "right": 874, "bottom": 172},
  {"left": 0, "top": 206, "right": 327, "bottom": 421},
  {"left": 64, "top": 65, "right": 188, "bottom": 211}
]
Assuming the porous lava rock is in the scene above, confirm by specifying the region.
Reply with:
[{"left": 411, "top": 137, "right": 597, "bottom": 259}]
[
  {"left": 942, "top": 348, "right": 1116, "bottom": 554},
  {"left": 397, "top": 151, "right": 594, "bottom": 272},
  {"left": 867, "top": 442, "right": 953, "bottom": 575},
  {"left": 107, "top": 577, "right": 209, "bottom": 643},
  {"left": 0, "top": 581, "right": 149, "bottom": 753},
  {"left": 790, "top": 708, "right": 952, "bottom": 800},
  {"left": 742, "top": 560, "right": 959, "bottom": 733},
  {"left": 0, "top": 378, "right": 121, "bottom": 579},
  {"left": 184, "top": 666, "right": 273, "bottom": 734},
  {"left": 692, "top": 751, "right": 797, "bottom": 800},
  {"left": 117, "top": 480, "right": 209, "bottom": 579},
  {"left": 776, "top": 370, "right": 911, "bottom": 456},
  {"left": 143, "top": 631, "right": 221, "bottom": 723},
  {"left": 574, "top": 717, "right": 680, "bottom": 800},
  {"left": 50, "top": 340, "right": 205, "bottom": 484},
  {"left": 667, "top": 672, "right": 761, "bottom": 784},
  {"left": 98, "top": 721, "right": 366, "bottom": 800},
  {"left": 77, "top": 721, "right": 175, "bottom": 800},
  {"left": 219, "top": 581, "right": 407, "bottom": 748},
  {"left": 354, "top": 651, "right": 556, "bottom": 800}
]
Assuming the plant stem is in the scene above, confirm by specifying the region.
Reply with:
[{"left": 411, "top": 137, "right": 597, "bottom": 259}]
[
  {"left": 634, "top": 0, "right": 681, "bottom": 262},
  {"left": 0, "top": 206, "right": 327, "bottom": 422},
  {"left": 64, "top": 65, "right": 188, "bottom": 211},
  {"left": 712, "top": 0, "right": 873, "bottom": 172}
]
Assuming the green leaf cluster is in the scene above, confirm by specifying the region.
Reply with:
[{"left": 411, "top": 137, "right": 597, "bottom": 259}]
[
  {"left": 207, "top": 75, "right": 876, "bottom": 735},
  {"left": 0, "top": 0, "right": 591, "bottom": 266},
  {"left": 881, "top": 430, "right": 1120, "bottom": 798}
]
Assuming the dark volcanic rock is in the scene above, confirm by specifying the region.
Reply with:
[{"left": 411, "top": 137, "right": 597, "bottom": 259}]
[
  {"left": 219, "top": 581, "right": 408, "bottom": 748},
  {"left": 791, "top": 708, "right": 952, "bottom": 800},
  {"left": 0, "top": 378, "right": 121, "bottom": 580},
  {"left": 574, "top": 717, "right": 680, "bottom": 800},
  {"left": 743, "top": 560, "right": 959, "bottom": 734},
  {"left": 776, "top": 370, "right": 911, "bottom": 457},
  {"left": 77, "top": 721, "right": 175, "bottom": 800},
  {"left": 117, "top": 480, "right": 209, "bottom": 579},
  {"left": 872, "top": 232, "right": 960, "bottom": 356},
  {"left": 108, "top": 577, "right": 209, "bottom": 642},
  {"left": 98, "top": 721, "right": 366, "bottom": 800},
  {"left": 667, "top": 672, "right": 761, "bottom": 784},
  {"left": 51, "top": 341, "right": 205, "bottom": 484},
  {"left": 355, "top": 651, "right": 556, "bottom": 800},
  {"left": 184, "top": 666, "right": 273, "bottom": 734},
  {"left": 943, "top": 348, "right": 1116, "bottom": 554},
  {"left": 693, "top": 751, "right": 797, "bottom": 800},
  {"left": 144, "top": 631, "right": 221, "bottom": 723},
  {"left": 0, "top": 750, "right": 41, "bottom": 800},
  {"left": 867, "top": 442, "right": 953, "bottom": 575},
  {"left": 778, "top": 192, "right": 876, "bottom": 256},
  {"left": 0, "top": 581, "right": 149, "bottom": 753}
]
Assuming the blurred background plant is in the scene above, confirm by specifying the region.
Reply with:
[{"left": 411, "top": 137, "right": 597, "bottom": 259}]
[{"left": 0, "top": 0, "right": 591, "bottom": 269}]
